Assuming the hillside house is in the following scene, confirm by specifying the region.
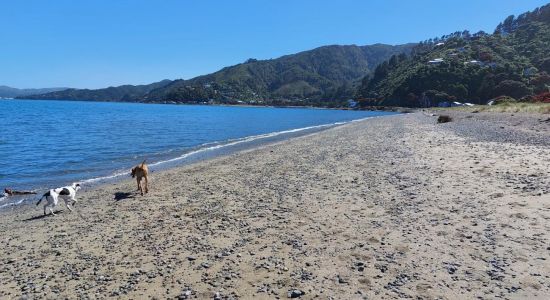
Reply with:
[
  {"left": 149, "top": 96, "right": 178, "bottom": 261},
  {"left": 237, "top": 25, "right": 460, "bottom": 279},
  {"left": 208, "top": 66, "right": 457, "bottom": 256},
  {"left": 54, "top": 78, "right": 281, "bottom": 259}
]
[
  {"left": 347, "top": 99, "right": 358, "bottom": 108},
  {"left": 428, "top": 58, "right": 444, "bottom": 64}
]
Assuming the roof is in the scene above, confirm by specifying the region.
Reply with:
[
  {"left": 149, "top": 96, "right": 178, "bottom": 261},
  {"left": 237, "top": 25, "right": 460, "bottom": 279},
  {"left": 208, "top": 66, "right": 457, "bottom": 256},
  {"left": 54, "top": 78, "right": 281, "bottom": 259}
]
[{"left": 428, "top": 58, "right": 444, "bottom": 63}]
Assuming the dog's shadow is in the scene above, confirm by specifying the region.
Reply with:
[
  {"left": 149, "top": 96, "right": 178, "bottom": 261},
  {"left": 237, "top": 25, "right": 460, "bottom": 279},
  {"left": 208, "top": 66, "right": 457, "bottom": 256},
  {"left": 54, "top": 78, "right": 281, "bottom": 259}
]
[
  {"left": 23, "top": 210, "right": 65, "bottom": 221},
  {"left": 114, "top": 192, "right": 136, "bottom": 201}
]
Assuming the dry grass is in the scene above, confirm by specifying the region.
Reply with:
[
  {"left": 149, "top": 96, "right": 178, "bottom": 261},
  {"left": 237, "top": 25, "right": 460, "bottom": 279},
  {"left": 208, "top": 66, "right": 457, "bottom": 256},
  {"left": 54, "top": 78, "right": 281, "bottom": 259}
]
[{"left": 432, "top": 103, "right": 550, "bottom": 114}]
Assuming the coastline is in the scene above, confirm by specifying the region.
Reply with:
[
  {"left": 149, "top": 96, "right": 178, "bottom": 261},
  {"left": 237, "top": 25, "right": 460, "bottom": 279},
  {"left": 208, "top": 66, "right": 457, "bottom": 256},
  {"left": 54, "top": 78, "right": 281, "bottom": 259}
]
[
  {"left": 0, "top": 113, "right": 397, "bottom": 210},
  {"left": 6, "top": 97, "right": 416, "bottom": 113},
  {"left": 1, "top": 111, "right": 549, "bottom": 299}
]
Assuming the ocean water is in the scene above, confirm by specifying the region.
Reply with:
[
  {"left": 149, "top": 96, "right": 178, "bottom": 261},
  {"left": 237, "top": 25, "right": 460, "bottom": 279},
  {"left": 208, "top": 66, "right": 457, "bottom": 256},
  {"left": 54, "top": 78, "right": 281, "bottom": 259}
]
[{"left": 0, "top": 99, "right": 397, "bottom": 207}]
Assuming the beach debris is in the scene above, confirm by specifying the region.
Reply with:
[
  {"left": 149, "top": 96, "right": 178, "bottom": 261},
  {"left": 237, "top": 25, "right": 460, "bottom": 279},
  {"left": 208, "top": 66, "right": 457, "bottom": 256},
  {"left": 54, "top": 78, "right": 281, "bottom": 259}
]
[{"left": 4, "top": 188, "right": 37, "bottom": 196}]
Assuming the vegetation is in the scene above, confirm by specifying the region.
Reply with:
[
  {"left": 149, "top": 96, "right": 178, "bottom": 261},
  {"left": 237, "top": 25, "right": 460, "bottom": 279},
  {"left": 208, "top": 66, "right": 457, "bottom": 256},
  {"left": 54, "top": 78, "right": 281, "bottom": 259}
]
[
  {"left": 22, "top": 80, "right": 172, "bottom": 102},
  {"left": 21, "top": 44, "right": 414, "bottom": 106},
  {"left": 356, "top": 4, "right": 550, "bottom": 108},
  {"left": 532, "top": 91, "right": 550, "bottom": 102},
  {"left": 0, "top": 86, "right": 68, "bottom": 98},
  {"left": 432, "top": 102, "right": 550, "bottom": 114}
]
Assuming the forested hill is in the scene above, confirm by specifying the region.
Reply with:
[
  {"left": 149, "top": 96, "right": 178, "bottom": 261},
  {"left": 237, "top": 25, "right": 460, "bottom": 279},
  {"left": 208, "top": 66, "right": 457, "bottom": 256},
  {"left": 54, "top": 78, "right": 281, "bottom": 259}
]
[
  {"left": 143, "top": 44, "right": 414, "bottom": 106},
  {"left": 0, "top": 86, "right": 68, "bottom": 98},
  {"left": 22, "top": 44, "right": 414, "bottom": 106},
  {"left": 356, "top": 3, "right": 550, "bottom": 107},
  {"left": 21, "top": 80, "right": 172, "bottom": 102}
]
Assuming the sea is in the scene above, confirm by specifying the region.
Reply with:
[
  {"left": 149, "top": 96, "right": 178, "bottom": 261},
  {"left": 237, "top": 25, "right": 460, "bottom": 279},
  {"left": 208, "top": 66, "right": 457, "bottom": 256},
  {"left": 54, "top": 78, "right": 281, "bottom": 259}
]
[{"left": 0, "top": 99, "right": 398, "bottom": 208}]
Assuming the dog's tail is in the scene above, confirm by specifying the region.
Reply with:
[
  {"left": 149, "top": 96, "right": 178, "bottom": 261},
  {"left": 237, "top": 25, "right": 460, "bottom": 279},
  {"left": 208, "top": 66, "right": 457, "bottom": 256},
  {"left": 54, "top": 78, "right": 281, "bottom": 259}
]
[
  {"left": 36, "top": 192, "right": 48, "bottom": 206},
  {"left": 140, "top": 159, "right": 147, "bottom": 167},
  {"left": 36, "top": 196, "right": 45, "bottom": 206}
]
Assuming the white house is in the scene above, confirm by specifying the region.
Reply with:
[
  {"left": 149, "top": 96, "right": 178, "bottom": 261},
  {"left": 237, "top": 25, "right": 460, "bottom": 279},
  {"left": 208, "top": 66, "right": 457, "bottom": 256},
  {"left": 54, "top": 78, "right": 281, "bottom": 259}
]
[
  {"left": 464, "top": 60, "right": 484, "bottom": 66},
  {"left": 428, "top": 58, "right": 444, "bottom": 64}
]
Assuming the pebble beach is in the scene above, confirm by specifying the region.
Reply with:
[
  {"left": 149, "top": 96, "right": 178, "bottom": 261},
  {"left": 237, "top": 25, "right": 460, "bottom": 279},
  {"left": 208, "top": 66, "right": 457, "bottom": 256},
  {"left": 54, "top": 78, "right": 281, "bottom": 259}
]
[{"left": 1, "top": 111, "right": 549, "bottom": 299}]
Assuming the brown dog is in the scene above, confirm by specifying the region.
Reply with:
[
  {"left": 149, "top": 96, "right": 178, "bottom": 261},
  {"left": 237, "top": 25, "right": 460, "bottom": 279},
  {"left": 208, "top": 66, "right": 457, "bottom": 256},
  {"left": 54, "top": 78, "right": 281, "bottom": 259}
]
[{"left": 131, "top": 160, "right": 149, "bottom": 195}]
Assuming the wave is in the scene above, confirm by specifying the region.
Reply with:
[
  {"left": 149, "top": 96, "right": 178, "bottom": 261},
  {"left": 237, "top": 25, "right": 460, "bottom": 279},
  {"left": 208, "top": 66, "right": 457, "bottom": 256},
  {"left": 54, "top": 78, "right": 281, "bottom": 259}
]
[
  {"left": 0, "top": 197, "right": 27, "bottom": 209},
  {"left": 80, "top": 170, "right": 131, "bottom": 184}
]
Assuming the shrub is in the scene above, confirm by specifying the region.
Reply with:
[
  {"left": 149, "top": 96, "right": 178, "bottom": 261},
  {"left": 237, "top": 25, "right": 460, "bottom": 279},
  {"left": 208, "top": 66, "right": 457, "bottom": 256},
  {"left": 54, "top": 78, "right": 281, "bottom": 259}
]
[
  {"left": 491, "top": 95, "right": 517, "bottom": 105},
  {"left": 532, "top": 92, "right": 550, "bottom": 103},
  {"left": 492, "top": 80, "right": 531, "bottom": 99}
]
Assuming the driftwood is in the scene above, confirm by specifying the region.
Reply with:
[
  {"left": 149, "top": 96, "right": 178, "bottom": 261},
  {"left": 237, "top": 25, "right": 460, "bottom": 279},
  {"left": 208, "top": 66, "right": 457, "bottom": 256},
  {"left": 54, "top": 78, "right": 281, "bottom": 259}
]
[{"left": 4, "top": 188, "right": 37, "bottom": 196}]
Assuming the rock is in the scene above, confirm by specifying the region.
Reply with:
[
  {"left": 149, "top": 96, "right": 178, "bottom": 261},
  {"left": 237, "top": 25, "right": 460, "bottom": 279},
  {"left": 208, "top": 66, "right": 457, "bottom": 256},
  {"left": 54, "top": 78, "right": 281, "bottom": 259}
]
[
  {"left": 288, "top": 289, "right": 305, "bottom": 298},
  {"left": 337, "top": 275, "right": 349, "bottom": 284},
  {"left": 177, "top": 289, "right": 192, "bottom": 299},
  {"left": 187, "top": 256, "right": 197, "bottom": 261},
  {"left": 446, "top": 265, "right": 458, "bottom": 274},
  {"left": 437, "top": 115, "right": 452, "bottom": 123}
]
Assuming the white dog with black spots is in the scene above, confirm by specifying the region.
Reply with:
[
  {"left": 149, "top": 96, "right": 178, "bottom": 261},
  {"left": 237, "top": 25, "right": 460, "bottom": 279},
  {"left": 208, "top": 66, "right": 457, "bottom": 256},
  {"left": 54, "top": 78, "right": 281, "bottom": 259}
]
[{"left": 36, "top": 183, "right": 81, "bottom": 215}]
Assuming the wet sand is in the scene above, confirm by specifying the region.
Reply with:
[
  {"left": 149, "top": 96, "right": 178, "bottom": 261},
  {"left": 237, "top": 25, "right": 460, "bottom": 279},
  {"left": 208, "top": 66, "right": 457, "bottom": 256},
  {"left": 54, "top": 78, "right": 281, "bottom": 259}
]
[{"left": 1, "top": 112, "right": 549, "bottom": 299}]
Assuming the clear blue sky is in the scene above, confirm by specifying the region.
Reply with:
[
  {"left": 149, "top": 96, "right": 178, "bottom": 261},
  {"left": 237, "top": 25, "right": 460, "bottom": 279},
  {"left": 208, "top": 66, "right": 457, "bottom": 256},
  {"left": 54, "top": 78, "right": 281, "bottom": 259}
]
[{"left": 1, "top": 0, "right": 548, "bottom": 89}]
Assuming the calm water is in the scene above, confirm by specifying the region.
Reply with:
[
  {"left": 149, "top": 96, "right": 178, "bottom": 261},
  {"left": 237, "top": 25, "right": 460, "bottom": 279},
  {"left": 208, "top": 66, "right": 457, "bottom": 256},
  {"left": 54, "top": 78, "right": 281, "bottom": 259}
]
[{"left": 0, "top": 99, "right": 397, "bottom": 206}]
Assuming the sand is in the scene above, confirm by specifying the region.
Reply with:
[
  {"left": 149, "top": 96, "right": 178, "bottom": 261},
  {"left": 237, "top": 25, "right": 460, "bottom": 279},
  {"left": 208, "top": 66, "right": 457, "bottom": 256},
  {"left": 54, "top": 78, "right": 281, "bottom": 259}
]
[{"left": 0, "top": 112, "right": 549, "bottom": 299}]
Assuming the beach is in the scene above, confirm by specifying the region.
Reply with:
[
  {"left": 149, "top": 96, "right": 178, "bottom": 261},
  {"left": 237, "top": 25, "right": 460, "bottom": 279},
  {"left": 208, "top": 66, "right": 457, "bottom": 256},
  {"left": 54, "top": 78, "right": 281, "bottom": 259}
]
[{"left": 1, "top": 111, "right": 549, "bottom": 299}]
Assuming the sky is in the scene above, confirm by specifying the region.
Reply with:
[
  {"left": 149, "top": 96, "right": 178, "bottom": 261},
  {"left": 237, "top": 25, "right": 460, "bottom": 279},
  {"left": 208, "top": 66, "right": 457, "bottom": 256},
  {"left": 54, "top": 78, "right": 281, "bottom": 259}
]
[{"left": 1, "top": 0, "right": 548, "bottom": 89}]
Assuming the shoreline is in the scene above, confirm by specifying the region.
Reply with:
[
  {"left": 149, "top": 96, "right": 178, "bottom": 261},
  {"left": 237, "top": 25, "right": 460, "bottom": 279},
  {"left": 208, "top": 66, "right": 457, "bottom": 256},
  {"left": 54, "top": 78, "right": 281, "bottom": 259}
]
[
  {"left": 0, "top": 113, "right": 398, "bottom": 210},
  {"left": 6, "top": 97, "right": 417, "bottom": 113},
  {"left": 1, "top": 111, "right": 549, "bottom": 299}
]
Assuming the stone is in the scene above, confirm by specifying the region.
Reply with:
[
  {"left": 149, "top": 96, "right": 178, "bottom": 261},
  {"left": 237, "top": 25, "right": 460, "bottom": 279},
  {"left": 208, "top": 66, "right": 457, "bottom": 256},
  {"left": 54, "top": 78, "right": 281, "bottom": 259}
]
[{"left": 288, "top": 289, "right": 305, "bottom": 298}]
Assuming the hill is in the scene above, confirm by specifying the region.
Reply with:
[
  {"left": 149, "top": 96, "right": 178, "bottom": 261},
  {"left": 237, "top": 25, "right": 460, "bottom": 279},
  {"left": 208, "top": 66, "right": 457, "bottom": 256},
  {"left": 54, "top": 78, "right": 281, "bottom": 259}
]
[
  {"left": 356, "top": 4, "right": 550, "bottom": 107},
  {"left": 144, "top": 44, "right": 414, "bottom": 106},
  {"left": 20, "top": 80, "right": 172, "bottom": 102},
  {"left": 22, "top": 44, "right": 414, "bottom": 106},
  {"left": 0, "top": 86, "right": 68, "bottom": 98}
]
